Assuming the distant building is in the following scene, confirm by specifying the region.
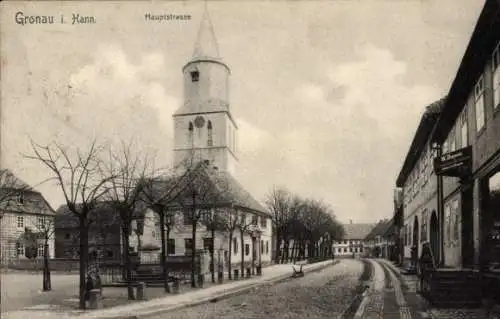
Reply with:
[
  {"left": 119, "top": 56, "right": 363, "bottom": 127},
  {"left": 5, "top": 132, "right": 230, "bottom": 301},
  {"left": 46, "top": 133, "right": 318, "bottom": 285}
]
[
  {"left": 0, "top": 170, "right": 55, "bottom": 264},
  {"left": 332, "top": 222, "right": 374, "bottom": 257},
  {"left": 364, "top": 218, "right": 395, "bottom": 259},
  {"left": 54, "top": 202, "right": 124, "bottom": 261}
]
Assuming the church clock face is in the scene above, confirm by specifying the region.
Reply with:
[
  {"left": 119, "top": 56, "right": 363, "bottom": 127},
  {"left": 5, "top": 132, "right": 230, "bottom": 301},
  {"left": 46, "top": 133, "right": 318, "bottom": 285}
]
[{"left": 194, "top": 116, "right": 205, "bottom": 128}]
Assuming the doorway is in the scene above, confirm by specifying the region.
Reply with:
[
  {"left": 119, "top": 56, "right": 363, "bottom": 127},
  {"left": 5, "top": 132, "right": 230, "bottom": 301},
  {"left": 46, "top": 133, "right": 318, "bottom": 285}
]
[
  {"left": 461, "top": 184, "right": 474, "bottom": 268},
  {"left": 430, "top": 211, "right": 439, "bottom": 266}
]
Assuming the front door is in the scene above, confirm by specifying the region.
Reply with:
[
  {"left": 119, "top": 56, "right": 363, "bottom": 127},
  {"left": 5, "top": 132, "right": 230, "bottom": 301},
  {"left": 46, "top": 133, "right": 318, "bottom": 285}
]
[
  {"left": 430, "top": 211, "right": 439, "bottom": 266},
  {"left": 461, "top": 185, "right": 474, "bottom": 268}
]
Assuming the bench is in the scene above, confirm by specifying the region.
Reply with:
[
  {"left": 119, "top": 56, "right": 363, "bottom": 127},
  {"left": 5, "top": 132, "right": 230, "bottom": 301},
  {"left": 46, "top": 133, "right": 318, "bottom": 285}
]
[{"left": 292, "top": 264, "right": 304, "bottom": 278}]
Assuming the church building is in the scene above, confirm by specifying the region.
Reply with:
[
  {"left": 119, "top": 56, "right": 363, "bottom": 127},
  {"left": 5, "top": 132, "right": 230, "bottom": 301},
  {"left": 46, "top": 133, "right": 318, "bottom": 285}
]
[{"left": 136, "top": 7, "right": 273, "bottom": 274}]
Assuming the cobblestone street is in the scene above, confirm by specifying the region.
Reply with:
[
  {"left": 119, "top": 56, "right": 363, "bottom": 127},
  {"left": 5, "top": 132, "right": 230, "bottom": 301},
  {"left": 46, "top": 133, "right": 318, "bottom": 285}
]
[{"left": 154, "top": 259, "right": 364, "bottom": 319}]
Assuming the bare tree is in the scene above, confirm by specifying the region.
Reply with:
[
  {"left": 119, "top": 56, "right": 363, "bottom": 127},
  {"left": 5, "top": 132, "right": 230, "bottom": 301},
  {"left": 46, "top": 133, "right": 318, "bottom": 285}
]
[
  {"left": 174, "top": 160, "right": 228, "bottom": 288},
  {"left": 141, "top": 170, "right": 189, "bottom": 293},
  {"left": 100, "top": 141, "right": 154, "bottom": 300},
  {"left": 215, "top": 207, "right": 240, "bottom": 279},
  {"left": 26, "top": 140, "right": 112, "bottom": 310},
  {"left": 265, "top": 186, "right": 291, "bottom": 264}
]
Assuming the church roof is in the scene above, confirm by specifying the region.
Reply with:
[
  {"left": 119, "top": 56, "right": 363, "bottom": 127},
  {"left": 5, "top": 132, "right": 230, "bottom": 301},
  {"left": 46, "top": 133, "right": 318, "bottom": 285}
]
[
  {"left": 173, "top": 99, "right": 231, "bottom": 117},
  {"left": 162, "top": 161, "right": 270, "bottom": 217},
  {"left": 191, "top": 4, "right": 221, "bottom": 61}
]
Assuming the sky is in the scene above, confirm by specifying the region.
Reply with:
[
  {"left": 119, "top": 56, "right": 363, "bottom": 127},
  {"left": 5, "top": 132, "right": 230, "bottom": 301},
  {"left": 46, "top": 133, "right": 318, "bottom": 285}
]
[{"left": 0, "top": 0, "right": 485, "bottom": 224}]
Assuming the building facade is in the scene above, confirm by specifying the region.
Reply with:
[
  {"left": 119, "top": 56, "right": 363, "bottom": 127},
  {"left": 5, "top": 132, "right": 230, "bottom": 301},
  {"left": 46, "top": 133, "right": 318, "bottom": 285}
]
[
  {"left": 332, "top": 222, "right": 374, "bottom": 257},
  {"left": 395, "top": 98, "right": 444, "bottom": 269},
  {"left": 429, "top": 0, "right": 500, "bottom": 272},
  {"left": 0, "top": 171, "right": 55, "bottom": 264}
]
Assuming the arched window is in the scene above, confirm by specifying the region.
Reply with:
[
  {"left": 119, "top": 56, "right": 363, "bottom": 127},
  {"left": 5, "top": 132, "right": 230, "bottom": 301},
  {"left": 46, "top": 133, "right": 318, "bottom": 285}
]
[{"left": 207, "top": 120, "right": 213, "bottom": 146}]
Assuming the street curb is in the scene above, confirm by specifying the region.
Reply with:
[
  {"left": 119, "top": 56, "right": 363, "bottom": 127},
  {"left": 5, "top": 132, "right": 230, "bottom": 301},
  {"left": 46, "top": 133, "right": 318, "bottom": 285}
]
[
  {"left": 97, "top": 260, "right": 339, "bottom": 319},
  {"left": 337, "top": 258, "right": 374, "bottom": 319}
]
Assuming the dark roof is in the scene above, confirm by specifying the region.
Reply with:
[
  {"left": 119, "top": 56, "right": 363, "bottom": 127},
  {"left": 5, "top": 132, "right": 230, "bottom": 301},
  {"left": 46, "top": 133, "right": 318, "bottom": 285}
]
[
  {"left": 431, "top": 0, "right": 500, "bottom": 144},
  {"left": 55, "top": 202, "right": 120, "bottom": 229},
  {"left": 341, "top": 223, "right": 375, "bottom": 240},
  {"left": 396, "top": 98, "right": 445, "bottom": 187},
  {"left": 161, "top": 161, "right": 269, "bottom": 216},
  {"left": 365, "top": 219, "right": 394, "bottom": 240},
  {"left": 0, "top": 170, "right": 54, "bottom": 215}
]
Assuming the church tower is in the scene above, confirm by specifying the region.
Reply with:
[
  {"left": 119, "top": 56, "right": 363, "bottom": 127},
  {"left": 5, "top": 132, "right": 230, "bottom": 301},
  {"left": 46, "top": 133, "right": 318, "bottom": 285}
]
[{"left": 173, "top": 6, "right": 238, "bottom": 174}]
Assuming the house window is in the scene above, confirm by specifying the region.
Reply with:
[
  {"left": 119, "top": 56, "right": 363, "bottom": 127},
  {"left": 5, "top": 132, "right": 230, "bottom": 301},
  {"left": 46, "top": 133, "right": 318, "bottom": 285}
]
[
  {"left": 461, "top": 110, "right": 468, "bottom": 147},
  {"left": 38, "top": 243, "right": 44, "bottom": 258},
  {"left": 338, "top": 248, "right": 341, "bottom": 253},
  {"left": 152, "top": 231, "right": 156, "bottom": 239},
  {"left": 203, "top": 237, "right": 213, "bottom": 252},
  {"left": 450, "top": 134, "right": 456, "bottom": 152},
  {"left": 184, "top": 238, "right": 193, "bottom": 256},
  {"left": 251, "top": 215, "right": 258, "bottom": 225},
  {"left": 167, "top": 239, "right": 175, "bottom": 255},
  {"left": 360, "top": 247, "right": 363, "bottom": 253},
  {"left": 260, "top": 217, "right": 267, "bottom": 228},
  {"left": 266, "top": 241, "right": 269, "bottom": 254},
  {"left": 349, "top": 247, "right": 352, "bottom": 252},
  {"left": 207, "top": 120, "right": 213, "bottom": 147},
  {"left": 475, "top": 76, "right": 485, "bottom": 132},
  {"left": 64, "top": 233, "right": 70, "bottom": 240},
  {"left": 188, "top": 121, "right": 193, "bottom": 132},
  {"left": 17, "top": 216, "right": 24, "bottom": 228},
  {"left": 344, "top": 248, "right": 347, "bottom": 252},
  {"left": 443, "top": 141, "right": 449, "bottom": 154},
  {"left": 16, "top": 242, "right": 24, "bottom": 256},
  {"left": 16, "top": 193, "right": 24, "bottom": 204},
  {"left": 245, "top": 244, "right": 250, "bottom": 256},
  {"left": 233, "top": 238, "right": 238, "bottom": 254},
  {"left": 183, "top": 211, "right": 193, "bottom": 225},
  {"left": 190, "top": 70, "right": 199, "bottom": 82},
  {"left": 37, "top": 216, "right": 46, "bottom": 229},
  {"left": 260, "top": 241, "right": 264, "bottom": 254},
  {"left": 493, "top": 42, "right": 500, "bottom": 109}
]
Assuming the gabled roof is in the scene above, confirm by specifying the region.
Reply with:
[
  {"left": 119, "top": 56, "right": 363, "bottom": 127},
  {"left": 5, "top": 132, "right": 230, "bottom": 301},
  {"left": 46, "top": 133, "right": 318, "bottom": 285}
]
[
  {"left": 0, "top": 169, "right": 55, "bottom": 215},
  {"left": 396, "top": 98, "right": 445, "bottom": 187},
  {"left": 341, "top": 223, "right": 375, "bottom": 240},
  {"left": 365, "top": 218, "right": 394, "bottom": 240},
  {"left": 162, "top": 161, "right": 269, "bottom": 217},
  {"left": 55, "top": 202, "right": 120, "bottom": 229}
]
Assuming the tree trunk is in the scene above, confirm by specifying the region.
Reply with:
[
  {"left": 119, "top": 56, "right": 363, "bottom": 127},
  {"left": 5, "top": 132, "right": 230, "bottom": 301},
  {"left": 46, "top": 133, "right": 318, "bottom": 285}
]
[
  {"left": 240, "top": 229, "right": 244, "bottom": 276},
  {"left": 228, "top": 231, "right": 233, "bottom": 279},
  {"left": 122, "top": 223, "right": 134, "bottom": 300},
  {"left": 42, "top": 239, "right": 51, "bottom": 291},
  {"left": 78, "top": 215, "right": 89, "bottom": 310},
  {"left": 211, "top": 227, "right": 215, "bottom": 283},
  {"left": 159, "top": 211, "right": 170, "bottom": 293},
  {"left": 191, "top": 221, "right": 197, "bottom": 288},
  {"left": 274, "top": 229, "right": 281, "bottom": 264}
]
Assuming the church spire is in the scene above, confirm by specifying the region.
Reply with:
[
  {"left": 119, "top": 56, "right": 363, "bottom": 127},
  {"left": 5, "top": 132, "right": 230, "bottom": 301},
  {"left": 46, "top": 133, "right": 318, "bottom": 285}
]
[{"left": 192, "top": 2, "right": 221, "bottom": 60}]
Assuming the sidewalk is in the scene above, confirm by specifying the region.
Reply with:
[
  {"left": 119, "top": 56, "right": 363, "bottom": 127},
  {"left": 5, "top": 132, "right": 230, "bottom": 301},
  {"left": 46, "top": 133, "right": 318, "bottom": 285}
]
[{"left": 3, "top": 259, "right": 337, "bottom": 319}]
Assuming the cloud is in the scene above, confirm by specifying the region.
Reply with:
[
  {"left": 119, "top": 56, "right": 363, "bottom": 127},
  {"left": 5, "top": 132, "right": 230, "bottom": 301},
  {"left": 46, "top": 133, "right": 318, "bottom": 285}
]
[{"left": 234, "top": 44, "right": 440, "bottom": 222}]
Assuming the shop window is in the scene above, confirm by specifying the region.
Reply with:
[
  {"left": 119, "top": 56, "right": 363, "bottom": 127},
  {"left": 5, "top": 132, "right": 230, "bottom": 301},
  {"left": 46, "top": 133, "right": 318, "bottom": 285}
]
[
  {"left": 487, "top": 172, "right": 500, "bottom": 267},
  {"left": 445, "top": 204, "right": 451, "bottom": 243}
]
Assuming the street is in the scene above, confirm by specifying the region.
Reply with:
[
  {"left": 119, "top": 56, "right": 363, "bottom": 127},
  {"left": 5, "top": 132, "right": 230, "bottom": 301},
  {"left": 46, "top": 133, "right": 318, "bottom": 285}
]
[{"left": 156, "top": 259, "right": 364, "bottom": 319}]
